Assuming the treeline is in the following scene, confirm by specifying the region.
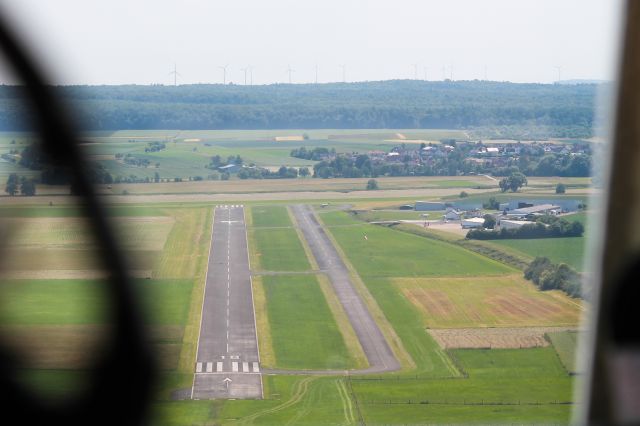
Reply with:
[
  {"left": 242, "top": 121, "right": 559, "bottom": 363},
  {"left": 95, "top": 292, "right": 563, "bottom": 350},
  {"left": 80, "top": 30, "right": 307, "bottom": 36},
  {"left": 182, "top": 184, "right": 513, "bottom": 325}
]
[
  {"left": 238, "top": 165, "right": 308, "bottom": 180},
  {"left": 524, "top": 257, "right": 582, "bottom": 298},
  {"left": 467, "top": 217, "right": 584, "bottom": 240},
  {"left": 0, "top": 81, "right": 600, "bottom": 137},
  {"left": 493, "top": 154, "right": 591, "bottom": 178},
  {"left": 290, "top": 147, "right": 334, "bottom": 160}
]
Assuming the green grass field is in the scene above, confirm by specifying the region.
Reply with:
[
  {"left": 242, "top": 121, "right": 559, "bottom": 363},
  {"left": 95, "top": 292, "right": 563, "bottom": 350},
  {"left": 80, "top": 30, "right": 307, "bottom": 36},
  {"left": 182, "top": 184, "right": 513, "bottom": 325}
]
[
  {"left": 547, "top": 330, "right": 581, "bottom": 374},
  {"left": 491, "top": 237, "right": 585, "bottom": 270},
  {"left": 262, "top": 275, "right": 355, "bottom": 370},
  {"left": 251, "top": 228, "right": 311, "bottom": 271},
  {"left": 250, "top": 205, "right": 292, "bottom": 227},
  {"left": 325, "top": 214, "right": 513, "bottom": 277}
]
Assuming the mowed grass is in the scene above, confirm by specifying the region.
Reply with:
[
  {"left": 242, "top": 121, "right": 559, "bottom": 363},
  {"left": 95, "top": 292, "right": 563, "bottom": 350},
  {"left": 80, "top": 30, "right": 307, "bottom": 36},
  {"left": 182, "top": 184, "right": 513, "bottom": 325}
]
[
  {"left": 251, "top": 228, "right": 310, "bottom": 271},
  {"left": 262, "top": 275, "right": 354, "bottom": 370},
  {"left": 394, "top": 275, "right": 583, "bottom": 328},
  {"left": 353, "top": 347, "right": 573, "bottom": 424},
  {"left": 325, "top": 213, "right": 513, "bottom": 277},
  {"left": 250, "top": 205, "right": 292, "bottom": 227},
  {"left": 354, "top": 348, "right": 571, "bottom": 401},
  {"left": 491, "top": 237, "right": 586, "bottom": 271},
  {"left": 547, "top": 330, "right": 582, "bottom": 374},
  {"left": 0, "top": 279, "right": 193, "bottom": 325}
]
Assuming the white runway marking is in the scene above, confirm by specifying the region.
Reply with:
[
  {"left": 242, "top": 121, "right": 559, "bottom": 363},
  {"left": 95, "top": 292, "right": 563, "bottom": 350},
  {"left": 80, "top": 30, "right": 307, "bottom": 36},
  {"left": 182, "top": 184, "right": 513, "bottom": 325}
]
[
  {"left": 232, "top": 362, "right": 239, "bottom": 372},
  {"left": 252, "top": 362, "right": 260, "bottom": 373},
  {"left": 206, "top": 362, "right": 213, "bottom": 373},
  {"left": 196, "top": 362, "right": 203, "bottom": 373},
  {"left": 217, "top": 361, "right": 223, "bottom": 372},
  {"left": 243, "top": 362, "right": 249, "bottom": 372}
]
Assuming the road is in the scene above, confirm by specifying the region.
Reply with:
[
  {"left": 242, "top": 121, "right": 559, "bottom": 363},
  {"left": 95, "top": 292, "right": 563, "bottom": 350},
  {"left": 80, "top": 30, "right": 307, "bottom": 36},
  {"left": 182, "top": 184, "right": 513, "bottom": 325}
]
[
  {"left": 191, "top": 205, "right": 262, "bottom": 399},
  {"left": 290, "top": 204, "right": 400, "bottom": 374}
]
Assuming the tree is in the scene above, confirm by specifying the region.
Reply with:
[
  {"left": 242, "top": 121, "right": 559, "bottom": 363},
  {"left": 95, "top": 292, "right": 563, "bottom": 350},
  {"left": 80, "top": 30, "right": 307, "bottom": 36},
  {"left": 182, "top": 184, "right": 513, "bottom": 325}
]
[
  {"left": 20, "top": 177, "right": 36, "bottom": 196},
  {"left": 221, "top": 172, "right": 230, "bottom": 181},
  {"left": 555, "top": 183, "right": 566, "bottom": 194},
  {"left": 366, "top": 179, "right": 379, "bottom": 190},
  {"left": 299, "top": 167, "right": 310, "bottom": 177},
  {"left": 483, "top": 214, "right": 496, "bottom": 229},
  {"left": 499, "top": 172, "right": 527, "bottom": 192},
  {"left": 483, "top": 196, "right": 500, "bottom": 210},
  {"left": 154, "top": 172, "right": 160, "bottom": 183},
  {"left": 460, "top": 191, "right": 469, "bottom": 198},
  {"left": 5, "top": 173, "right": 18, "bottom": 195}
]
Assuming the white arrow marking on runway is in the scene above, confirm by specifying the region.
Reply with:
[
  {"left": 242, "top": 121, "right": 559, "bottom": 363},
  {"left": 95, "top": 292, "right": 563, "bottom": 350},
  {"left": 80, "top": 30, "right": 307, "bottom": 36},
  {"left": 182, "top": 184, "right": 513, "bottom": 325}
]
[{"left": 224, "top": 377, "right": 232, "bottom": 390}]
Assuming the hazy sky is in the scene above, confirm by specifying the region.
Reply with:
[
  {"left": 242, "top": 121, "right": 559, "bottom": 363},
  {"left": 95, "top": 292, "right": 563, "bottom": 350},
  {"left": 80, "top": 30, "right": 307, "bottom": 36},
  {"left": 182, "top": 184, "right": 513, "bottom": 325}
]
[{"left": 0, "top": 0, "right": 621, "bottom": 85}]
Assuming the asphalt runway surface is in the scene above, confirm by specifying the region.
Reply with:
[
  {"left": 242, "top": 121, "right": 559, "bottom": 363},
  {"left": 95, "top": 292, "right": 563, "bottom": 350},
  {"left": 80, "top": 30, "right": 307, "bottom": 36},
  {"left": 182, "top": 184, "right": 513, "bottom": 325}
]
[
  {"left": 191, "top": 205, "right": 262, "bottom": 399},
  {"left": 290, "top": 204, "right": 400, "bottom": 373}
]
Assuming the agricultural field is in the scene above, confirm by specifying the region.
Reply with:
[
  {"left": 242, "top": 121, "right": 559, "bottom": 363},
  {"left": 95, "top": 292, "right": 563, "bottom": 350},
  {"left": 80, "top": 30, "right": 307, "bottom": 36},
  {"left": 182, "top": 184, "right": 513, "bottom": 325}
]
[
  {"left": 547, "top": 330, "right": 583, "bottom": 374},
  {"left": 490, "top": 237, "right": 586, "bottom": 271},
  {"left": 394, "top": 275, "right": 582, "bottom": 328},
  {"left": 0, "top": 203, "right": 212, "bottom": 402}
]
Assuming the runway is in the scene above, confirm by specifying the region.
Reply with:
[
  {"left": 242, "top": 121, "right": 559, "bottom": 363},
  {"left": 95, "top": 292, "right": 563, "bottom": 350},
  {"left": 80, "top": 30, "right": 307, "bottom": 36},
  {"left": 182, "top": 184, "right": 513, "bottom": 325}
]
[
  {"left": 291, "top": 204, "right": 400, "bottom": 373},
  {"left": 191, "top": 205, "right": 262, "bottom": 399}
]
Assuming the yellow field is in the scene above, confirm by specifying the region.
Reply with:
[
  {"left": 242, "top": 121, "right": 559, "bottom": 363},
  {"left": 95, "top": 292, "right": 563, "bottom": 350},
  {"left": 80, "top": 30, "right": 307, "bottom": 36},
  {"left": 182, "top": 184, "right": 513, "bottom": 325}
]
[{"left": 394, "top": 274, "right": 583, "bottom": 329}]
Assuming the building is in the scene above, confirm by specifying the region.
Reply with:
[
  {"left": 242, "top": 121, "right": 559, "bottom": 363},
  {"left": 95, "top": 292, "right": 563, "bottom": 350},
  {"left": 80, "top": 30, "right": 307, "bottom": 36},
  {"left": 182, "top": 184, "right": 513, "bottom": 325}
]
[
  {"left": 499, "top": 219, "right": 538, "bottom": 230},
  {"left": 218, "top": 164, "right": 242, "bottom": 174},
  {"left": 461, "top": 217, "right": 485, "bottom": 229},
  {"left": 507, "top": 204, "right": 561, "bottom": 218},
  {"left": 444, "top": 208, "right": 465, "bottom": 220},
  {"left": 415, "top": 201, "right": 446, "bottom": 211}
]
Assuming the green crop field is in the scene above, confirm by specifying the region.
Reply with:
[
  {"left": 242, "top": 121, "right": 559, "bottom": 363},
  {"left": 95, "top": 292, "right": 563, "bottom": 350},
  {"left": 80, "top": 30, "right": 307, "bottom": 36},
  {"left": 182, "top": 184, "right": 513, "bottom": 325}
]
[
  {"left": 262, "top": 275, "right": 355, "bottom": 370},
  {"left": 250, "top": 228, "right": 310, "bottom": 271},
  {"left": 250, "top": 205, "right": 292, "bottom": 227},
  {"left": 547, "top": 330, "right": 582, "bottom": 374},
  {"left": 491, "top": 237, "right": 586, "bottom": 270},
  {"left": 325, "top": 213, "right": 513, "bottom": 277}
]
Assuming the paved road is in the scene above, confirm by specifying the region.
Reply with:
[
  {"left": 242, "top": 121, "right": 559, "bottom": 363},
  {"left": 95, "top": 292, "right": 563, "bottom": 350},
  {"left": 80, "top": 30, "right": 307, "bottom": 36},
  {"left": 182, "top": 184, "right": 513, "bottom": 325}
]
[
  {"left": 291, "top": 204, "right": 400, "bottom": 374},
  {"left": 191, "top": 205, "right": 262, "bottom": 399}
]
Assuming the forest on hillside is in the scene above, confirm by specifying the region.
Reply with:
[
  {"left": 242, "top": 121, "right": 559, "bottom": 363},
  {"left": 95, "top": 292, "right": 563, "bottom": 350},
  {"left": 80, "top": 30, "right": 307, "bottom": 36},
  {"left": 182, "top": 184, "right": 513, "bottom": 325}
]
[{"left": 0, "top": 80, "right": 603, "bottom": 138}]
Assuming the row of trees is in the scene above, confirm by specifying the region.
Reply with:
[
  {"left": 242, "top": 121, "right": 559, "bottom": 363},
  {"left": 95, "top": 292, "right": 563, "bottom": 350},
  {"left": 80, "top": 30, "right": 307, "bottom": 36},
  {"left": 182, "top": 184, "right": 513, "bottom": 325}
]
[
  {"left": 237, "top": 166, "right": 306, "bottom": 179},
  {"left": 466, "top": 218, "right": 584, "bottom": 240},
  {"left": 0, "top": 81, "right": 598, "bottom": 137},
  {"left": 290, "top": 147, "right": 334, "bottom": 160},
  {"left": 524, "top": 257, "right": 582, "bottom": 298}
]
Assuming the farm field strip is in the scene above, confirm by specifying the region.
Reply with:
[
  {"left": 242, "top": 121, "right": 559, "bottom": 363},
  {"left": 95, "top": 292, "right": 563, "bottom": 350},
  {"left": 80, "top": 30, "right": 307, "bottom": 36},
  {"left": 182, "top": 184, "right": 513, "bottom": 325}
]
[
  {"left": 394, "top": 275, "right": 582, "bottom": 328},
  {"left": 428, "top": 326, "right": 579, "bottom": 350}
]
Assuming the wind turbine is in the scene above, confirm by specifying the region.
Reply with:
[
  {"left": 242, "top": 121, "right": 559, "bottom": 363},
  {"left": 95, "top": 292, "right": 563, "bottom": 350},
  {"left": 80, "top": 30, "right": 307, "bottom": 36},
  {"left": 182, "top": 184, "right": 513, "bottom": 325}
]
[
  {"left": 315, "top": 64, "right": 319, "bottom": 84},
  {"left": 412, "top": 64, "right": 418, "bottom": 80},
  {"left": 423, "top": 66, "right": 429, "bottom": 81},
  {"left": 240, "top": 67, "right": 248, "bottom": 85},
  {"left": 340, "top": 64, "right": 346, "bottom": 83},
  {"left": 248, "top": 66, "right": 254, "bottom": 85},
  {"left": 219, "top": 65, "right": 228, "bottom": 84},
  {"left": 286, "top": 65, "right": 294, "bottom": 84},
  {"left": 169, "top": 63, "right": 181, "bottom": 86},
  {"left": 555, "top": 66, "right": 562, "bottom": 82}
]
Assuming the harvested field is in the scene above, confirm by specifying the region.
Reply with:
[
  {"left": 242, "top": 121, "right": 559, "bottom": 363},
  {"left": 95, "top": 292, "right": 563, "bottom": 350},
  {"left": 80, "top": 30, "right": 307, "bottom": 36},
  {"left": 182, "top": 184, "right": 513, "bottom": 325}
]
[
  {"left": 394, "top": 274, "right": 583, "bottom": 328},
  {"left": 5, "top": 216, "right": 174, "bottom": 250},
  {"left": 428, "top": 327, "right": 577, "bottom": 349}
]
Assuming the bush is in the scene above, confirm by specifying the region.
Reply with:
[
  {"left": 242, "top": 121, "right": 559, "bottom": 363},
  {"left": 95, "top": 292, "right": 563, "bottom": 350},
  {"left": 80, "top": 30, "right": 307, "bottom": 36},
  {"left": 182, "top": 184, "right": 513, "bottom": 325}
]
[
  {"left": 366, "top": 179, "right": 379, "bottom": 190},
  {"left": 460, "top": 191, "right": 469, "bottom": 198},
  {"left": 523, "top": 257, "right": 582, "bottom": 298},
  {"left": 556, "top": 183, "right": 566, "bottom": 194}
]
